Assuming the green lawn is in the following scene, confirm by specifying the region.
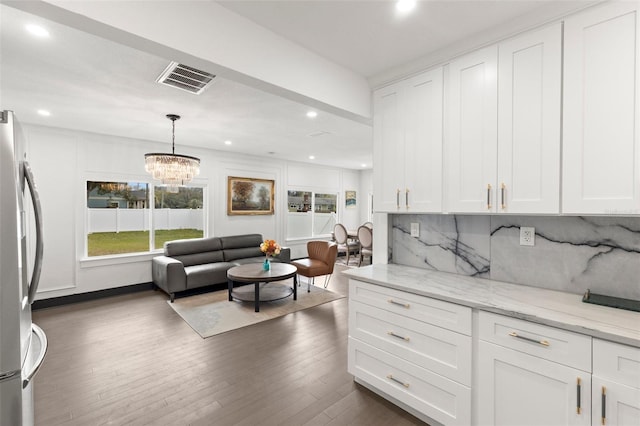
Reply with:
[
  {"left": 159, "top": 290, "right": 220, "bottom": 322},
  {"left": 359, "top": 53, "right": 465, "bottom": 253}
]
[{"left": 88, "top": 229, "right": 203, "bottom": 257}]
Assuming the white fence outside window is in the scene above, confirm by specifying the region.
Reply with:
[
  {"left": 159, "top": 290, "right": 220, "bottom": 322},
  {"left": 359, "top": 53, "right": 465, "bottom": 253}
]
[{"left": 88, "top": 208, "right": 203, "bottom": 233}]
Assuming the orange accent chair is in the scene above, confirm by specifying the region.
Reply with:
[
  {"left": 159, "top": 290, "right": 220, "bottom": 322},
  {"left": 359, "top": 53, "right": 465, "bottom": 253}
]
[{"left": 291, "top": 241, "right": 338, "bottom": 292}]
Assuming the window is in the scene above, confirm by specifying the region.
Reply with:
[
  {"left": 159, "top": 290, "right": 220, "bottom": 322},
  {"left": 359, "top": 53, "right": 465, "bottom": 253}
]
[
  {"left": 86, "top": 181, "right": 204, "bottom": 257},
  {"left": 286, "top": 190, "right": 337, "bottom": 239},
  {"left": 153, "top": 186, "right": 204, "bottom": 249}
]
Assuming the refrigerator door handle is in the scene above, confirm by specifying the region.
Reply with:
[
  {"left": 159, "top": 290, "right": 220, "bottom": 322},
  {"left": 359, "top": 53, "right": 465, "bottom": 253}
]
[
  {"left": 23, "top": 161, "right": 43, "bottom": 304},
  {"left": 22, "top": 324, "right": 47, "bottom": 389}
]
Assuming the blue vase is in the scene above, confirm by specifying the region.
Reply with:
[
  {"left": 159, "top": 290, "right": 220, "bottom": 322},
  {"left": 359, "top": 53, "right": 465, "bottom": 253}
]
[{"left": 263, "top": 257, "right": 270, "bottom": 271}]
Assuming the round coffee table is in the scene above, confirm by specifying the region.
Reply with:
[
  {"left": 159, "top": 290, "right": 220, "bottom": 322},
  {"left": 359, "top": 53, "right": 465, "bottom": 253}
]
[{"left": 227, "top": 263, "right": 298, "bottom": 312}]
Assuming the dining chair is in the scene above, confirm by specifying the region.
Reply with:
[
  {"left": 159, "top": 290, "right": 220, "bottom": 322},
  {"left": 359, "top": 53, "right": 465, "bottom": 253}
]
[
  {"left": 362, "top": 221, "right": 373, "bottom": 229},
  {"left": 357, "top": 225, "right": 373, "bottom": 267},
  {"left": 291, "top": 241, "right": 338, "bottom": 291},
  {"left": 333, "top": 223, "right": 359, "bottom": 266}
]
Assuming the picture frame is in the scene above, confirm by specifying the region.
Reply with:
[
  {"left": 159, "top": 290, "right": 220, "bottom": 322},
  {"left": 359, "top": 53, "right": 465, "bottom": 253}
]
[
  {"left": 227, "top": 176, "right": 275, "bottom": 215},
  {"left": 345, "top": 190, "right": 357, "bottom": 209}
]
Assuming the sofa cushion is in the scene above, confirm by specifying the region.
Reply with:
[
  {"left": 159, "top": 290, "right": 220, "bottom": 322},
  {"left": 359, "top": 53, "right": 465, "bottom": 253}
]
[
  {"left": 221, "top": 234, "right": 264, "bottom": 261},
  {"left": 165, "top": 237, "right": 223, "bottom": 267},
  {"left": 184, "top": 262, "right": 235, "bottom": 289}
]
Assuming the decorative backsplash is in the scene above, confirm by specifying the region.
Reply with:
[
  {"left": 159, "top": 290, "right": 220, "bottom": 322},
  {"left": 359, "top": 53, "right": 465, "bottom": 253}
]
[{"left": 391, "top": 214, "right": 640, "bottom": 300}]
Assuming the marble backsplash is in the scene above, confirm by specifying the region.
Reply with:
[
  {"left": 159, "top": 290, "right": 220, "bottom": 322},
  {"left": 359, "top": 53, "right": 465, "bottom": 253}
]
[{"left": 391, "top": 214, "right": 640, "bottom": 301}]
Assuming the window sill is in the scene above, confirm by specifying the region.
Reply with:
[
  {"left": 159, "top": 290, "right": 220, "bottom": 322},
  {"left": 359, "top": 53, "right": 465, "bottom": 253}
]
[{"left": 79, "top": 250, "right": 162, "bottom": 268}]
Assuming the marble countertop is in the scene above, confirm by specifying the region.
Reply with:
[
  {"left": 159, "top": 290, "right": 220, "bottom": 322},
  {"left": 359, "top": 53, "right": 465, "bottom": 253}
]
[{"left": 342, "top": 264, "right": 640, "bottom": 348}]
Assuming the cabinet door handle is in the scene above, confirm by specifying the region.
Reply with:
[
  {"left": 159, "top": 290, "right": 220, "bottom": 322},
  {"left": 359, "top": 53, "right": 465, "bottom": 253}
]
[
  {"left": 487, "top": 184, "right": 492, "bottom": 210},
  {"left": 601, "top": 386, "right": 607, "bottom": 425},
  {"left": 508, "top": 331, "right": 550, "bottom": 346},
  {"left": 405, "top": 188, "right": 409, "bottom": 209},
  {"left": 576, "top": 377, "right": 582, "bottom": 414},
  {"left": 387, "top": 299, "right": 410, "bottom": 309},
  {"left": 388, "top": 331, "right": 410, "bottom": 342},
  {"left": 500, "top": 183, "right": 506, "bottom": 210},
  {"left": 396, "top": 189, "right": 400, "bottom": 209},
  {"left": 387, "top": 374, "right": 410, "bottom": 388}
]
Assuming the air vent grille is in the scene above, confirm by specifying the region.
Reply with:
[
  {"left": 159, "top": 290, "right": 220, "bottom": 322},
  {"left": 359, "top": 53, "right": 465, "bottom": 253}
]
[{"left": 157, "top": 62, "right": 216, "bottom": 95}]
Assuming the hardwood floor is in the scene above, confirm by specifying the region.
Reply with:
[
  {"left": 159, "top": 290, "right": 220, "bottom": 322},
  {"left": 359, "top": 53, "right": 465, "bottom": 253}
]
[{"left": 32, "top": 266, "right": 427, "bottom": 425}]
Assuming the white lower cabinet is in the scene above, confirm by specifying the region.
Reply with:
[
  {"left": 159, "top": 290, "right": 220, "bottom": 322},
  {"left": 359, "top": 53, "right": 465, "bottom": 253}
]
[
  {"left": 477, "top": 312, "right": 592, "bottom": 426},
  {"left": 591, "top": 339, "right": 640, "bottom": 426},
  {"left": 348, "top": 280, "right": 640, "bottom": 426},
  {"left": 348, "top": 279, "right": 472, "bottom": 425}
]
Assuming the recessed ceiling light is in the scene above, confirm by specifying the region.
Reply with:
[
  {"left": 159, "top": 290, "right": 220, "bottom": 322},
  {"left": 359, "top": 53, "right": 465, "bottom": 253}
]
[
  {"left": 361, "top": 163, "right": 367, "bottom": 168},
  {"left": 224, "top": 140, "right": 232, "bottom": 145},
  {"left": 306, "top": 111, "right": 318, "bottom": 118},
  {"left": 37, "top": 110, "right": 51, "bottom": 117},
  {"left": 26, "top": 24, "right": 50, "bottom": 38},
  {"left": 309, "top": 155, "right": 315, "bottom": 160},
  {"left": 396, "top": 0, "right": 416, "bottom": 13}
]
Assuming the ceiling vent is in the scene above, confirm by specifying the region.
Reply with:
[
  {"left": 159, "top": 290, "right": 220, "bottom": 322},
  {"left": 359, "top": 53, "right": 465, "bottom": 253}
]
[
  {"left": 308, "top": 130, "right": 332, "bottom": 138},
  {"left": 156, "top": 61, "right": 216, "bottom": 95}
]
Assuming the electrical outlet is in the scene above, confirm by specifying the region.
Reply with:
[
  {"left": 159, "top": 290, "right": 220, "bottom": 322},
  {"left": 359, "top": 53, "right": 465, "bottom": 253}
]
[
  {"left": 520, "top": 227, "right": 535, "bottom": 246},
  {"left": 410, "top": 222, "right": 419, "bottom": 238}
]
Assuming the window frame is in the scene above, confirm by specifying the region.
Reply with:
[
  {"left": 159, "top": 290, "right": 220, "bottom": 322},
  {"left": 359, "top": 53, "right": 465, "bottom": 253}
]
[
  {"left": 83, "top": 177, "right": 207, "bottom": 261},
  {"left": 285, "top": 188, "right": 339, "bottom": 241}
]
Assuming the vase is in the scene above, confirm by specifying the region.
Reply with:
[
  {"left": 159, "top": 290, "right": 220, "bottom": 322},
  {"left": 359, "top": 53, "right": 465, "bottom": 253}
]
[{"left": 263, "top": 257, "right": 270, "bottom": 271}]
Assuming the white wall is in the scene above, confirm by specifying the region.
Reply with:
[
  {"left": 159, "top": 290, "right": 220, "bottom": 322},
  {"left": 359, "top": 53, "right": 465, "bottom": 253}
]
[{"left": 24, "top": 123, "right": 367, "bottom": 299}]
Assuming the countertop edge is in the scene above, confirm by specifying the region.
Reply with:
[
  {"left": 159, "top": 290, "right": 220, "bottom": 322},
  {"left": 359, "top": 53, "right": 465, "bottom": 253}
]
[{"left": 341, "top": 264, "right": 640, "bottom": 348}]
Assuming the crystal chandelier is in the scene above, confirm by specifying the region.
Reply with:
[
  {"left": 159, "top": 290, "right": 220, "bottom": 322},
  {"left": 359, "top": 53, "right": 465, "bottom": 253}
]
[{"left": 145, "top": 114, "right": 200, "bottom": 193}]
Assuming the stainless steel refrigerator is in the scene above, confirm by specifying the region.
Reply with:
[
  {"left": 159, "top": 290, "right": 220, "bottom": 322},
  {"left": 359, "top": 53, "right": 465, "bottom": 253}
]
[{"left": 0, "top": 110, "right": 47, "bottom": 425}]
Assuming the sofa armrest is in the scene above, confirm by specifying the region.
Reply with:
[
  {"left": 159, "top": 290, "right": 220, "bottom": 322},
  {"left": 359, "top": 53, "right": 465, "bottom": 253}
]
[
  {"left": 152, "top": 256, "right": 187, "bottom": 297},
  {"left": 278, "top": 247, "right": 291, "bottom": 264}
]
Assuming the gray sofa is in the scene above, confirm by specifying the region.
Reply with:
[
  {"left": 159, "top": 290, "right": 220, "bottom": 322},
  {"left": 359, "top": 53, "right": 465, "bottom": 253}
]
[{"left": 151, "top": 234, "right": 290, "bottom": 302}]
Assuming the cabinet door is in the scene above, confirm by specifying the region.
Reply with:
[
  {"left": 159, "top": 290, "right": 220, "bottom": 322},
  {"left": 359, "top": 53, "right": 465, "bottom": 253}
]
[
  {"left": 478, "top": 341, "right": 591, "bottom": 426},
  {"left": 373, "top": 83, "right": 405, "bottom": 212},
  {"left": 497, "top": 23, "right": 562, "bottom": 214},
  {"left": 563, "top": 2, "right": 640, "bottom": 214},
  {"left": 404, "top": 68, "right": 443, "bottom": 212},
  {"left": 446, "top": 45, "right": 498, "bottom": 213},
  {"left": 592, "top": 376, "right": 640, "bottom": 426}
]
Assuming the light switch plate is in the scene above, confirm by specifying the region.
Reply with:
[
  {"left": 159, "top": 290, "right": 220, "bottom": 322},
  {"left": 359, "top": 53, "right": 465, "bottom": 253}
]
[{"left": 410, "top": 222, "right": 419, "bottom": 238}]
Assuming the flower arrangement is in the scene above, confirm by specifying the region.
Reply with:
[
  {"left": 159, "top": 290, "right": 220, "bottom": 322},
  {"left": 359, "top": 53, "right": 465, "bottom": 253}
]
[{"left": 260, "top": 239, "right": 281, "bottom": 258}]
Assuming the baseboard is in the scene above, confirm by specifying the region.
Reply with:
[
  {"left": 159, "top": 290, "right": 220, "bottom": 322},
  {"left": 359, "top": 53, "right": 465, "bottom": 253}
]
[{"left": 32, "top": 282, "right": 155, "bottom": 310}]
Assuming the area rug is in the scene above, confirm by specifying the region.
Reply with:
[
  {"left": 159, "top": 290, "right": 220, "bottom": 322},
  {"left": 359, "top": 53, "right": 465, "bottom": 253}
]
[{"left": 168, "top": 280, "right": 345, "bottom": 338}]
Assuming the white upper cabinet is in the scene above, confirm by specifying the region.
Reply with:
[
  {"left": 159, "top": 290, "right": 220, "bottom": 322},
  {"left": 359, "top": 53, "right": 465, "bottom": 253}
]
[
  {"left": 497, "top": 23, "right": 562, "bottom": 214},
  {"left": 373, "top": 67, "right": 443, "bottom": 213},
  {"left": 446, "top": 45, "right": 498, "bottom": 213},
  {"left": 563, "top": 2, "right": 640, "bottom": 215},
  {"left": 446, "top": 24, "right": 562, "bottom": 214}
]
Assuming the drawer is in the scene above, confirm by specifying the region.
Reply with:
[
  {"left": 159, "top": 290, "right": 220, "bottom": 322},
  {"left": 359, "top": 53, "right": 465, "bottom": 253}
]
[
  {"left": 349, "top": 300, "right": 472, "bottom": 386},
  {"left": 348, "top": 337, "right": 471, "bottom": 426},
  {"left": 593, "top": 339, "right": 640, "bottom": 389},
  {"left": 349, "top": 279, "right": 472, "bottom": 335},
  {"left": 479, "top": 311, "right": 592, "bottom": 372}
]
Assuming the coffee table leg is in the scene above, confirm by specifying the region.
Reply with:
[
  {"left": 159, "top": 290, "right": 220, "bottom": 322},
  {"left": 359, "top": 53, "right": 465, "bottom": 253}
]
[
  {"left": 254, "top": 282, "right": 260, "bottom": 312},
  {"left": 228, "top": 279, "right": 233, "bottom": 301},
  {"left": 293, "top": 275, "right": 297, "bottom": 300}
]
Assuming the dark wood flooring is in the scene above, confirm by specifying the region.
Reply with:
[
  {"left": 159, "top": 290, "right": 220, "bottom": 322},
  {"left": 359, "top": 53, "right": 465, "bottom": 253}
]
[{"left": 32, "top": 265, "right": 426, "bottom": 425}]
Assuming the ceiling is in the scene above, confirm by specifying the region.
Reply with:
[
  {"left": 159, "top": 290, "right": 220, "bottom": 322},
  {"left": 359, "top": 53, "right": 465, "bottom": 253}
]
[{"left": 0, "top": 1, "right": 592, "bottom": 171}]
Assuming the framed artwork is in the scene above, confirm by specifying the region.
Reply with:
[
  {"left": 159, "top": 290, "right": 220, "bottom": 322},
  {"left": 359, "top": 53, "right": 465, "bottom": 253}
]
[
  {"left": 345, "top": 190, "right": 357, "bottom": 209},
  {"left": 227, "top": 176, "right": 275, "bottom": 215}
]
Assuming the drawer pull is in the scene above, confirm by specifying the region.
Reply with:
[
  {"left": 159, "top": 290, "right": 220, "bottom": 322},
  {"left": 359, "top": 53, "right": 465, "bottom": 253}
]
[
  {"left": 508, "top": 331, "right": 550, "bottom": 347},
  {"left": 601, "top": 386, "right": 606, "bottom": 425},
  {"left": 576, "top": 377, "right": 582, "bottom": 414},
  {"left": 388, "top": 331, "right": 410, "bottom": 342},
  {"left": 387, "top": 299, "right": 410, "bottom": 309},
  {"left": 387, "top": 374, "right": 410, "bottom": 388}
]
